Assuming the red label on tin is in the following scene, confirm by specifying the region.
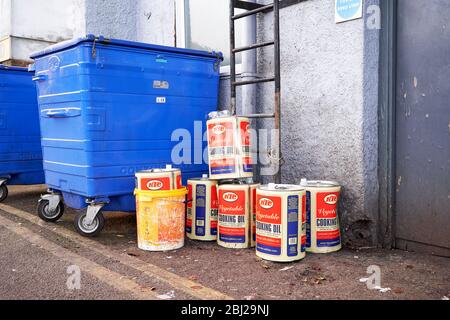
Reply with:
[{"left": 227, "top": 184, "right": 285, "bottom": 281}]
[
  {"left": 242, "top": 156, "right": 253, "bottom": 165},
  {"left": 302, "top": 194, "right": 306, "bottom": 223},
  {"left": 256, "top": 195, "right": 282, "bottom": 254},
  {"left": 209, "top": 158, "right": 236, "bottom": 168},
  {"left": 251, "top": 187, "right": 257, "bottom": 240},
  {"left": 302, "top": 194, "right": 306, "bottom": 247},
  {"left": 208, "top": 121, "right": 234, "bottom": 148},
  {"left": 240, "top": 121, "right": 251, "bottom": 147},
  {"left": 211, "top": 185, "right": 218, "bottom": 230},
  {"left": 186, "top": 183, "right": 193, "bottom": 233},
  {"left": 316, "top": 192, "right": 341, "bottom": 247},
  {"left": 218, "top": 189, "right": 247, "bottom": 243},
  {"left": 141, "top": 177, "right": 171, "bottom": 191},
  {"left": 219, "top": 190, "right": 245, "bottom": 213},
  {"left": 317, "top": 192, "right": 339, "bottom": 218},
  {"left": 176, "top": 174, "right": 182, "bottom": 189},
  {"left": 187, "top": 184, "right": 193, "bottom": 208},
  {"left": 256, "top": 234, "right": 282, "bottom": 248},
  {"left": 257, "top": 196, "right": 281, "bottom": 223},
  {"left": 317, "top": 230, "right": 340, "bottom": 240},
  {"left": 211, "top": 185, "right": 218, "bottom": 209}
]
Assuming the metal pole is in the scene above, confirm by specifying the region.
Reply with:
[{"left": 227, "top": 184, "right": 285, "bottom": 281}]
[
  {"left": 273, "top": 0, "right": 281, "bottom": 184},
  {"left": 230, "top": 0, "right": 237, "bottom": 115}
]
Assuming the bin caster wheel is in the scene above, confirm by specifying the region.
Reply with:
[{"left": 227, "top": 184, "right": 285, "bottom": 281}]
[
  {"left": 74, "top": 210, "right": 105, "bottom": 237},
  {"left": 0, "top": 184, "right": 8, "bottom": 202},
  {"left": 37, "top": 199, "right": 65, "bottom": 222}
]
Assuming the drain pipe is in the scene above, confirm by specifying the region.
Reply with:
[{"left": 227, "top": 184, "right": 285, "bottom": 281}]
[
  {"left": 240, "top": 0, "right": 257, "bottom": 117},
  {"left": 240, "top": 0, "right": 258, "bottom": 177}
]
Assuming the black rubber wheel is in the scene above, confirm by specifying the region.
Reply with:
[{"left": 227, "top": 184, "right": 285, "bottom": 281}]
[
  {"left": 0, "top": 184, "right": 8, "bottom": 202},
  {"left": 37, "top": 199, "right": 65, "bottom": 222},
  {"left": 74, "top": 210, "right": 105, "bottom": 237}
]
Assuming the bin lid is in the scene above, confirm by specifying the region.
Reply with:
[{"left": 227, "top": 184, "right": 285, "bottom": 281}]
[
  {"left": 0, "top": 65, "right": 29, "bottom": 72},
  {"left": 30, "top": 34, "right": 224, "bottom": 60}
]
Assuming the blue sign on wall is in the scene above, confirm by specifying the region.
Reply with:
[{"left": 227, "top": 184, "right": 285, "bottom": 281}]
[{"left": 335, "top": 0, "right": 363, "bottom": 23}]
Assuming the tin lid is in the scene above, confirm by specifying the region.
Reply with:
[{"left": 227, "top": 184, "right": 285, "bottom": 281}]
[
  {"left": 208, "top": 110, "right": 232, "bottom": 120},
  {"left": 218, "top": 178, "right": 247, "bottom": 185},
  {"left": 246, "top": 178, "right": 257, "bottom": 184},
  {"left": 259, "top": 183, "right": 305, "bottom": 192},
  {"left": 136, "top": 165, "right": 180, "bottom": 175},
  {"left": 299, "top": 179, "right": 340, "bottom": 188},
  {"left": 30, "top": 34, "right": 224, "bottom": 61},
  {"left": 188, "top": 174, "right": 211, "bottom": 181}
]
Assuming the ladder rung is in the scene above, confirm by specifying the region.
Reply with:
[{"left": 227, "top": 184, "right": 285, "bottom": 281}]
[
  {"left": 233, "top": 77, "right": 275, "bottom": 86},
  {"left": 232, "top": 41, "right": 275, "bottom": 53},
  {"left": 232, "top": 3, "right": 274, "bottom": 20},
  {"left": 233, "top": 0, "right": 266, "bottom": 11},
  {"left": 240, "top": 113, "right": 275, "bottom": 119}
]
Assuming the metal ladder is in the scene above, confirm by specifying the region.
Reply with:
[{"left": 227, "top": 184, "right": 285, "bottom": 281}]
[{"left": 229, "top": 0, "right": 282, "bottom": 183}]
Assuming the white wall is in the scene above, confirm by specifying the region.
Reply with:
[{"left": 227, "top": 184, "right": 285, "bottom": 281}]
[
  {"left": 0, "top": 0, "right": 12, "bottom": 38},
  {"left": 1, "top": 0, "right": 77, "bottom": 41},
  {"left": 136, "top": 0, "right": 175, "bottom": 46},
  {"left": 0, "top": 0, "right": 81, "bottom": 62}
]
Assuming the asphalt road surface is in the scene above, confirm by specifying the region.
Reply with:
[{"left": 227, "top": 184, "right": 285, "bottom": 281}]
[{"left": 0, "top": 185, "right": 448, "bottom": 300}]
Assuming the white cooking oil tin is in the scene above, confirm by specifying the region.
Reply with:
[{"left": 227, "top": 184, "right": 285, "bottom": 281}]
[
  {"left": 207, "top": 115, "right": 253, "bottom": 180},
  {"left": 256, "top": 184, "right": 306, "bottom": 262},
  {"left": 217, "top": 181, "right": 260, "bottom": 249},
  {"left": 186, "top": 175, "right": 219, "bottom": 241},
  {"left": 300, "top": 179, "right": 342, "bottom": 254},
  {"left": 135, "top": 164, "right": 182, "bottom": 191}
]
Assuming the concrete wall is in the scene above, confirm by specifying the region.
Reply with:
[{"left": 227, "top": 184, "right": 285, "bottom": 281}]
[
  {"left": 136, "top": 0, "right": 175, "bottom": 46},
  {"left": 73, "top": 0, "right": 175, "bottom": 45},
  {"left": 84, "top": 0, "right": 138, "bottom": 40},
  {"left": 248, "top": 0, "right": 380, "bottom": 247}
]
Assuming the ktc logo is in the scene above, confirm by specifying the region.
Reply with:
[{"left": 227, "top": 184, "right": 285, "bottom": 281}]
[
  {"left": 324, "top": 194, "right": 338, "bottom": 205},
  {"left": 223, "top": 192, "right": 238, "bottom": 202},
  {"left": 146, "top": 180, "right": 164, "bottom": 190},
  {"left": 212, "top": 124, "right": 226, "bottom": 135},
  {"left": 259, "top": 198, "right": 274, "bottom": 209}
]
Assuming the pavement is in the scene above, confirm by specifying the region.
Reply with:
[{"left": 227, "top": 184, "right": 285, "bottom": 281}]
[{"left": 0, "top": 185, "right": 449, "bottom": 300}]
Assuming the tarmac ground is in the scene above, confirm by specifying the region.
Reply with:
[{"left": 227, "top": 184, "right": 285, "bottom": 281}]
[{"left": 0, "top": 185, "right": 448, "bottom": 300}]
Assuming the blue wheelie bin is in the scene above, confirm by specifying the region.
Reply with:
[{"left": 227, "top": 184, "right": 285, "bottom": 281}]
[
  {"left": 31, "top": 35, "right": 222, "bottom": 236},
  {"left": 0, "top": 65, "right": 44, "bottom": 202}
]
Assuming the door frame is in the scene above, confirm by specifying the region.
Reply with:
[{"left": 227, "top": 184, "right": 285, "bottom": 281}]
[
  {"left": 378, "top": 0, "right": 397, "bottom": 248},
  {"left": 379, "top": 0, "right": 450, "bottom": 256}
]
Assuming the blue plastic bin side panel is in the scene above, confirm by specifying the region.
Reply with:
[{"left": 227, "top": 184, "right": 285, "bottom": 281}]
[
  {"left": 33, "top": 37, "right": 221, "bottom": 205},
  {"left": 62, "top": 170, "right": 205, "bottom": 212},
  {"left": 0, "top": 67, "right": 44, "bottom": 184},
  {"left": 7, "top": 171, "right": 46, "bottom": 185}
]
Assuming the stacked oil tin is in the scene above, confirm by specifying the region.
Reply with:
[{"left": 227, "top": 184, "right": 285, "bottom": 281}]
[
  {"left": 186, "top": 111, "right": 258, "bottom": 248},
  {"left": 184, "top": 111, "right": 344, "bottom": 263}
]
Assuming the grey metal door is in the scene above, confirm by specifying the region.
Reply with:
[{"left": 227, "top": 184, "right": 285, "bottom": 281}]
[{"left": 395, "top": 0, "right": 450, "bottom": 256}]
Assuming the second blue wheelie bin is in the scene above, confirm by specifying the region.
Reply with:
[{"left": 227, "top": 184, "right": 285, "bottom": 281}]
[
  {"left": 31, "top": 35, "right": 222, "bottom": 236},
  {"left": 0, "top": 65, "right": 44, "bottom": 202}
]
